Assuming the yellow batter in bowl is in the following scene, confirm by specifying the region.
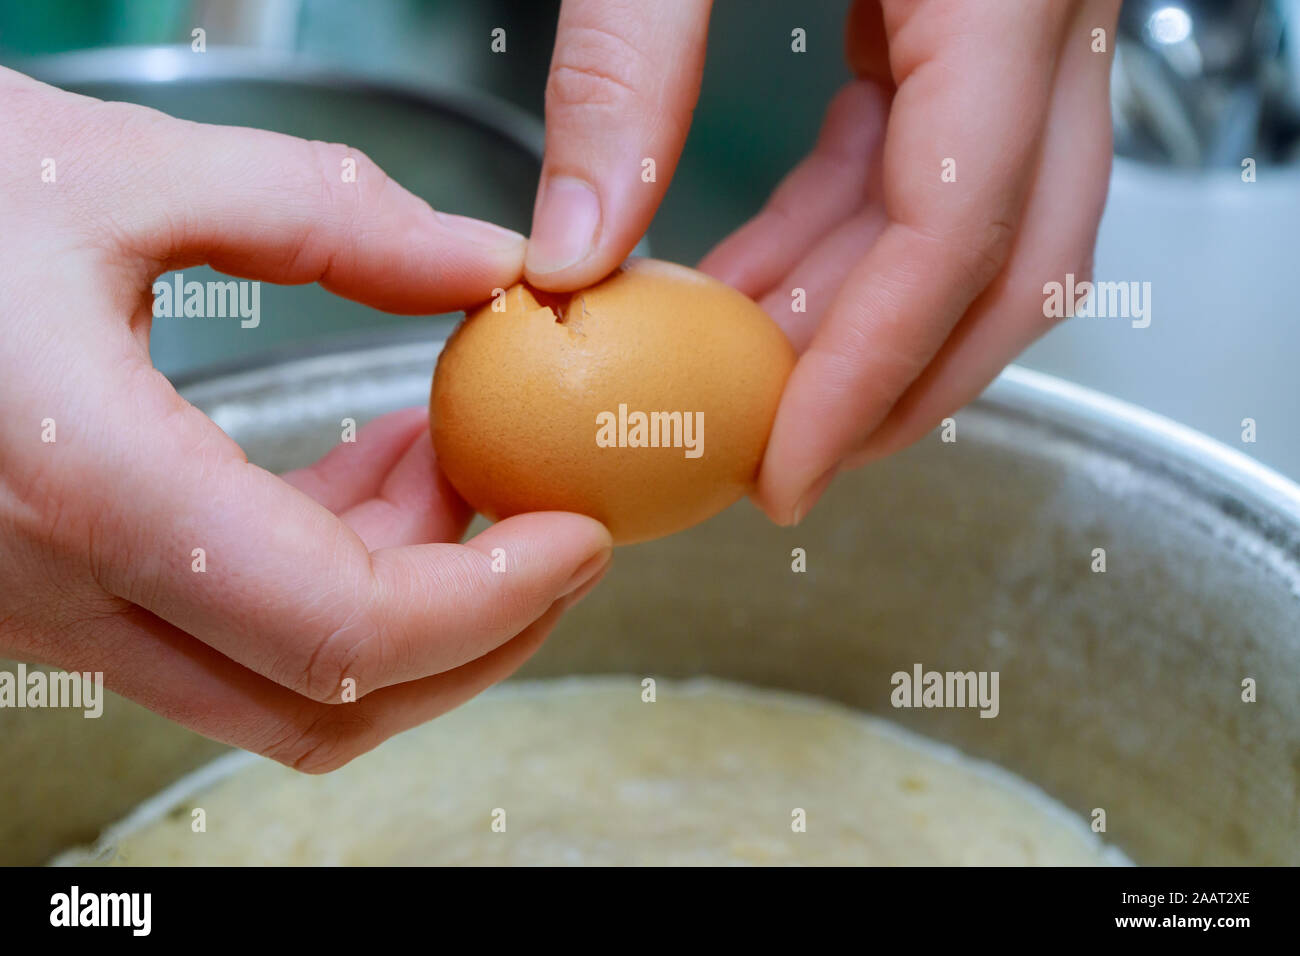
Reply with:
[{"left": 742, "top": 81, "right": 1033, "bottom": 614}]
[{"left": 58, "top": 677, "right": 1126, "bottom": 866}]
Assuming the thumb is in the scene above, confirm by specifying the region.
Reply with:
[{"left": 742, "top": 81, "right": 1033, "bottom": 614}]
[{"left": 525, "top": 0, "right": 713, "bottom": 291}]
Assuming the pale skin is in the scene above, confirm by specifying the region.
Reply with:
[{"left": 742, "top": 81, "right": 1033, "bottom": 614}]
[{"left": 1, "top": 0, "right": 1118, "bottom": 772}]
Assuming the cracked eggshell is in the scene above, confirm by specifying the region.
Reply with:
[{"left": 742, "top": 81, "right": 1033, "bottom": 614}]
[{"left": 430, "top": 258, "right": 796, "bottom": 544}]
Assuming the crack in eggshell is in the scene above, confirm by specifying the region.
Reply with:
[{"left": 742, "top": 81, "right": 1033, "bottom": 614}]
[
  {"left": 508, "top": 285, "right": 590, "bottom": 336},
  {"left": 562, "top": 295, "right": 591, "bottom": 335}
]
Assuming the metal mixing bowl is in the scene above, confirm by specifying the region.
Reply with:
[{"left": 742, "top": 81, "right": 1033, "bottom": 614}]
[{"left": 3, "top": 334, "right": 1298, "bottom": 866}]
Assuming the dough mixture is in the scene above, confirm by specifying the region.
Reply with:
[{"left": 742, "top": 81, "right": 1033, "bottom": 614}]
[{"left": 63, "top": 677, "right": 1124, "bottom": 866}]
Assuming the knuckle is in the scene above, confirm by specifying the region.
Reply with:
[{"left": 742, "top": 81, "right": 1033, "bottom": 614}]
[
  {"left": 3, "top": 461, "right": 118, "bottom": 613},
  {"left": 547, "top": 26, "right": 645, "bottom": 114},
  {"left": 461, "top": 549, "right": 536, "bottom": 629},
  {"left": 548, "top": 64, "right": 639, "bottom": 113},
  {"left": 306, "top": 139, "right": 378, "bottom": 198},
  {"left": 429, "top": 552, "right": 506, "bottom": 661},
  {"left": 954, "top": 217, "right": 1016, "bottom": 291},
  {"left": 260, "top": 708, "right": 378, "bottom": 775},
  {"left": 282, "top": 139, "right": 390, "bottom": 278},
  {"left": 286, "top": 603, "right": 376, "bottom": 704},
  {"left": 421, "top": 547, "right": 538, "bottom": 667}
]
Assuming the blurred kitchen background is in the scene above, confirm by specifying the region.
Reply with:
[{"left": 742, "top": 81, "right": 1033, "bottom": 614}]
[{"left": 1, "top": 0, "right": 1297, "bottom": 480}]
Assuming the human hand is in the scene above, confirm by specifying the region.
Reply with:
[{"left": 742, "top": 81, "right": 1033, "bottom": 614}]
[
  {"left": 525, "top": 0, "right": 1120, "bottom": 523},
  {"left": 0, "top": 68, "right": 612, "bottom": 772}
]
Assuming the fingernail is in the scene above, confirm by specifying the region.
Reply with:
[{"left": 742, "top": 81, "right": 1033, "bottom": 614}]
[
  {"left": 561, "top": 547, "right": 612, "bottom": 598},
  {"left": 790, "top": 468, "right": 837, "bottom": 526},
  {"left": 435, "top": 212, "right": 526, "bottom": 249},
  {"left": 526, "top": 176, "right": 600, "bottom": 275}
]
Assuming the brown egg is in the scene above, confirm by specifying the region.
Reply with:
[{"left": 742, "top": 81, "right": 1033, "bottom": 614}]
[{"left": 430, "top": 258, "right": 796, "bottom": 544}]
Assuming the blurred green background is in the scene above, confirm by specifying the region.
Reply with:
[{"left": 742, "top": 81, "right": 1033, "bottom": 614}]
[{"left": 0, "top": 0, "right": 852, "bottom": 377}]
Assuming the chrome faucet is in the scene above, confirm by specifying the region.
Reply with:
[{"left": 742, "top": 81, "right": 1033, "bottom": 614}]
[{"left": 1112, "top": 0, "right": 1300, "bottom": 166}]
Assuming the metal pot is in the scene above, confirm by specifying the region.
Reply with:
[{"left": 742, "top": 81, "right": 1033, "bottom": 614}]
[{"left": 3, "top": 335, "right": 1298, "bottom": 866}]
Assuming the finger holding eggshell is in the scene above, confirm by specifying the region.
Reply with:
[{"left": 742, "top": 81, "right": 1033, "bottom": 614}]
[
  {"left": 742, "top": 0, "right": 1076, "bottom": 525},
  {"left": 525, "top": 0, "right": 714, "bottom": 290},
  {"left": 842, "top": 0, "right": 1119, "bottom": 466}
]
